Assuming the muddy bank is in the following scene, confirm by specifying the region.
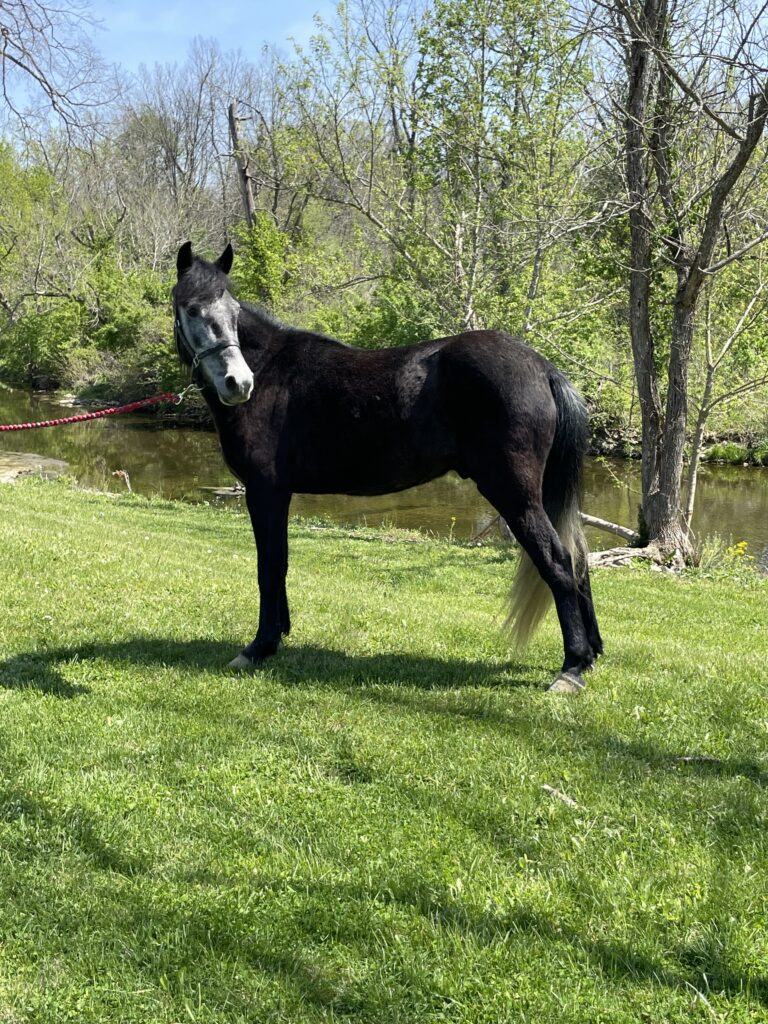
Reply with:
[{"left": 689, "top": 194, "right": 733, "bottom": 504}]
[{"left": 0, "top": 450, "right": 68, "bottom": 484}]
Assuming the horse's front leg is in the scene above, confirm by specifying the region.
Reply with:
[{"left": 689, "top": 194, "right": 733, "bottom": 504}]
[{"left": 229, "top": 480, "right": 291, "bottom": 669}]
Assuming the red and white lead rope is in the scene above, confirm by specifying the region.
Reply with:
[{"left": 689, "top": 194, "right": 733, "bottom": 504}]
[{"left": 0, "top": 391, "right": 187, "bottom": 432}]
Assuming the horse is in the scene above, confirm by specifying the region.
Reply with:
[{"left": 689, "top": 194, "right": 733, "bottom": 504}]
[{"left": 172, "top": 241, "right": 603, "bottom": 693}]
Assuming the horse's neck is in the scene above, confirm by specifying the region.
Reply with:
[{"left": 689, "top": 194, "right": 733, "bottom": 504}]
[{"left": 237, "top": 303, "right": 282, "bottom": 357}]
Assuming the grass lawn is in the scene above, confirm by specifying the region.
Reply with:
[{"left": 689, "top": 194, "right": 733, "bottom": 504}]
[{"left": 0, "top": 478, "right": 766, "bottom": 1023}]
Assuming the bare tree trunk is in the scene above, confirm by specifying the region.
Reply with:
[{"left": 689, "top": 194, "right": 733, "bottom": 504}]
[
  {"left": 523, "top": 244, "right": 544, "bottom": 335},
  {"left": 684, "top": 363, "right": 714, "bottom": 532},
  {"left": 649, "top": 294, "right": 695, "bottom": 553},
  {"left": 614, "top": 0, "right": 768, "bottom": 558},
  {"left": 624, "top": 0, "right": 664, "bottom": 532},
  {"left": 228, "top": 100, "right": 255, "bottom": 229}
]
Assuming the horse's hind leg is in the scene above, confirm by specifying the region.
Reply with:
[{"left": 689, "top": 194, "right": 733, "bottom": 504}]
[
  {"left": 577, "top": 566, "right": 602, "bottom": 658},
  {"left": 277, "top": 508, "right": 291, "bottom": 638},
  {"left": 478, "top": 473, "right": 594, "bottom": 690}
]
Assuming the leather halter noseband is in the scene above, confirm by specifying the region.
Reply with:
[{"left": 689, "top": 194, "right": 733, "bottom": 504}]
[{"left": 174, "top": 301, "right": 242, "bottom": 383}]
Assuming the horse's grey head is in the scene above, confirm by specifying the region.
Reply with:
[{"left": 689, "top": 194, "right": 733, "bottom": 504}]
[{"left": 173, "top": 242, "right": 254, "bottom": 406}]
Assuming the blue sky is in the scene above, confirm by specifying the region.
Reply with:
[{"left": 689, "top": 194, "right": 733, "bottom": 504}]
[{"left": 89, "top": 0, "right": 334, "bottom": 71}]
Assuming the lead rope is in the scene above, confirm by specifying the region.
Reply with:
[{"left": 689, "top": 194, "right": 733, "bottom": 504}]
[{"left": 0, "top": 390, "right": 194, "bottom": 432}]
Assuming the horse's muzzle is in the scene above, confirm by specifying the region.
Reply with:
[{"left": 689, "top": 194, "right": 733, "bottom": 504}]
[{"left": 220, "top": 375, "right": 254, "bottom": 405}]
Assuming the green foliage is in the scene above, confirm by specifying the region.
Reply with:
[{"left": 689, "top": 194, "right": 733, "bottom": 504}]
[
  {"left": 0, "top": 145, "right": 76, "bottom": 384},
  {"left": 80, "top": 254, "right": 181, "bottom": 398},
  {"left": 99, "top": 315, "right": 184, "bottom": 399},
  {"left": 231, "top": 214, "right": 291, "bottom": 311},
  {"left": 704, "top": 442, "right": 768, "bottom": 467},
  {"left": 690, "top": 535, "right": 763, "bottom": 580},
  {"left": 342, "top": 274, "right": 445, "bottom": 349},
  {"left": 705, "top": 442, "right": 751, "bottom": 464},
  {"left": 0, "top": 300, "right": 86, "bottom": 384},
  {"left": 89, "top": 253, "right": 169, "bottom": 355},
  {"left": 0, "top": 228, "right": 178, "bottom": 394}
]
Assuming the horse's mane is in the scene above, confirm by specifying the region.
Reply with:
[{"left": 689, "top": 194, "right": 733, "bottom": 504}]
[
  {"left": 238, "top": 299, "right": 350, "bottom": 350},
  {"left": 238, "top": 299, "right": 286, "bottom": 333},
  {"left": 177, "top": 257, "right": 349, "bottom": 352}
]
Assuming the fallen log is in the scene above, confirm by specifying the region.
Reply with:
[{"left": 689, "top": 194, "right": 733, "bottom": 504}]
[
  {"left": 580, "top": 512, "right": 641, "bottom": 545},
  {"left": 472, "top": 512, "right": 641, "bottom": 547},
  {"left": 470, "top": 512, "right": 684, "bottom": 572}
]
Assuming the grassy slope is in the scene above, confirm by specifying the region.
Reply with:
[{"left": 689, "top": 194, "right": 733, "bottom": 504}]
[{"left": 0, "top": 479, "right": 766, "bottom": 1024}]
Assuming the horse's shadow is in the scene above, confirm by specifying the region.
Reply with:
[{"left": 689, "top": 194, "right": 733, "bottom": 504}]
[
  {"left": 0, "top": 637, "right": 541, "bottom": 699},
  {"left": 0, "top": 650, "right": 92, "bottom": 698},
  {"left": 4, "top": 638, "right": 765, "bottom": 788}
]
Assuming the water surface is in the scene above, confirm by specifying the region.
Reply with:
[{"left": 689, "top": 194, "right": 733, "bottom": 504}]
[{"left": 1, "top": 388, "right": 765, "bottom": 554}]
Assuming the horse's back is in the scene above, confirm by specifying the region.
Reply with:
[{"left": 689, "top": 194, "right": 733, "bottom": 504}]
[{"left": 438, "top": 330, "right": 559, "bottom": 444}]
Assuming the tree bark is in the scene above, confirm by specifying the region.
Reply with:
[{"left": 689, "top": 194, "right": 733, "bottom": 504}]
[
  {"left": 624, "top": 0, "right": 664, "bottom": 530},
  {"left": 228, "top": 100, "right": 256, "bottom": 230},
  {"left": 647, "top": 294, "right": 695, "bottom": 553}
]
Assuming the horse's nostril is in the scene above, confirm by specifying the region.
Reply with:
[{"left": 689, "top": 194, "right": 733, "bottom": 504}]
[{"left": 224, "top": 375, "right": 237, "bottom": 391}]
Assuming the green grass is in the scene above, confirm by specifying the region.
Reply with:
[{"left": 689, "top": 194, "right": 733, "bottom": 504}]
[{"left": 1, "top": 479, "right": 767, "bottom": 1024}]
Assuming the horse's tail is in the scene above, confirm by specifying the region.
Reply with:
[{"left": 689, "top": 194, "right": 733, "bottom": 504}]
[{"left": 507, "top": 369, "right": 589, "bottom": 647}]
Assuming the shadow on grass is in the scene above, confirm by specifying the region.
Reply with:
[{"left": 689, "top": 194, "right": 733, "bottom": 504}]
[
  {"left": 3, "top": 640, "right": 765, "bottom": 790},
  {"left": 0, "top": 651, "right": 90, "bottom": 697},
  {"left": 0, "top": 638, "right": 238, "bottom": 697},
  {"left": 3, "top": 640, "right": 765, "bottom": 805},
  {"left": 272, "top": 642, "right": 542, "bottom": 691},
  {"left": 0, "top": 637, "right": 544, "bottom": 698},
  {"left": 2, "top": 643, "right": 766, "bottom": 1014},
  {"left": 0, "top": 773, "right": 148, "bottom": 877},
  {"left": 105, "top": 871, "right": 768, "bottom": 1016},
  {"left": 600, "top": 733, "right": 768, "bottom": 787}
]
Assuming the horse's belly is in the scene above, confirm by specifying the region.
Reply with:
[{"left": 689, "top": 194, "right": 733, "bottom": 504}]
[{"left": 292, "top": 452, "right": 454, "bottom": 496}]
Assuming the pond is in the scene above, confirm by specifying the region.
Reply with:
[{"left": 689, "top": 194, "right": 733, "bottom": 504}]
[{"left": 1, "top": 388, "right": 766, "bottom": 554}]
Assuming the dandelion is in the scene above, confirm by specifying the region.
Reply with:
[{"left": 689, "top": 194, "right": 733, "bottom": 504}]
[{"left": 726, "top": 540, "right": 748, "bottom": 559}]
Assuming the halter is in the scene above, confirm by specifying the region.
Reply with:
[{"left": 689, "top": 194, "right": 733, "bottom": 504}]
[{"left": 174, "top": 302, "right": 242, "bottom": 384}]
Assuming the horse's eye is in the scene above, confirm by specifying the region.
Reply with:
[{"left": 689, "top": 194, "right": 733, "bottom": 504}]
[{"left": 187, "top": 305, "right": 200, "bottom": 318}]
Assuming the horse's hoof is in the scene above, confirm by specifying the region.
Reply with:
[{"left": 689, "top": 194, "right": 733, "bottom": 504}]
[
  {"left": 548, "top": 672, "right": 586, "bottom": 694},
  {"left": 228, "top": 653, "right": 258, "bottom": 671}
]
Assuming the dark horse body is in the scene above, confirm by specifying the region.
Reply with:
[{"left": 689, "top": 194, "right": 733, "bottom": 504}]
[{"left": 173, "top": 243, "right": 602, "bottom": 692}]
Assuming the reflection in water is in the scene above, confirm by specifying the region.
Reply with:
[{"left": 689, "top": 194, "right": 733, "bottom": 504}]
[{"left": 1, "top": 388, "right": 766, "bottom": 553}]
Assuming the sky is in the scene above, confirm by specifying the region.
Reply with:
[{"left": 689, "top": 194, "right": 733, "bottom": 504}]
[{"left": 88, "top": 0, "right": 334, "bottom": 72}]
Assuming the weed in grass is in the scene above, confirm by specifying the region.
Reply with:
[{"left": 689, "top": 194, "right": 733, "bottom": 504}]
[{"left": 691, "top": 534, "right": 763, "bottom": 582}]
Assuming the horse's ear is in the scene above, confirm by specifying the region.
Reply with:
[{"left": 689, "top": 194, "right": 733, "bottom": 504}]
[
  {"left": 216, "top": 242, "right": 234, "bottom": 275},
  {"left": 177, "top": 241, "right": 194, "bottom": 277}
]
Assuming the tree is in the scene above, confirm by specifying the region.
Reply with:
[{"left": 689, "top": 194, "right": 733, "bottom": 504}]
[
  {"left": 0, "top": 0, "right": 107, "bottom": 132},
  {"left": 594, "top": 0, "right": 768, "bottom": 556},
  {"left": 253, "top": 0, "right": 604, "bottom": 339},
  {"left": 121, "top": 39, "right": 244, "bottom": 238},
  {"left": 684, "top": 258, "right": 768, "bottom": 531}
]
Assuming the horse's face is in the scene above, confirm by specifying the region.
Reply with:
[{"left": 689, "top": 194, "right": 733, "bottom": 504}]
[{"left": 174, "top": 242, "right": 254, "bottom": 406}]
